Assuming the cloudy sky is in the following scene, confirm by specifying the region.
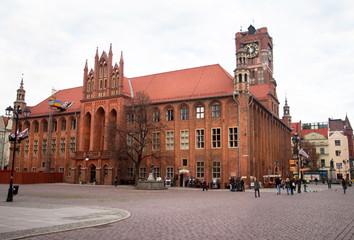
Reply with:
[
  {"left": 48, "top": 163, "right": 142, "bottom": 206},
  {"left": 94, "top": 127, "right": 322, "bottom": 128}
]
[{"left": 1, "top": 0, "right": 353, "bottom": 124}]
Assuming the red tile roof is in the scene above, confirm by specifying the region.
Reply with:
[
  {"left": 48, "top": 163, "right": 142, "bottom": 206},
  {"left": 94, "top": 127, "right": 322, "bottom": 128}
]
[
  {"left": 28, "top": 64, "right": 274, "bottom": 116},
  {"left": 291, "top": 122, "right": 328, "bottom": 138},
  {"left": 128, "top": 64, "right": 234, "bottom": 103},
  {"left": 28, "top": 86, "right": 82, "bottom": 117}
]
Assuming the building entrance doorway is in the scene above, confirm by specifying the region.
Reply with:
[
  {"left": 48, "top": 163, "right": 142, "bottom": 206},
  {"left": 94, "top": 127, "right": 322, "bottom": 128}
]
[{"left": 90, "top": 165, "right": 96, "bottom": 183}]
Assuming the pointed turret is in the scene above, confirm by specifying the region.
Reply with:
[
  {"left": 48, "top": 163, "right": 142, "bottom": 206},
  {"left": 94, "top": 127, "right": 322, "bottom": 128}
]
[
  {"left": 118, "top": 51, "right": 124, "bottom": 93},
  {"left": 14, "top": 75, "right": 27, "bottom": 111},
  {"left": 282, "top": 94, "right": 292, "bottom": 127}
]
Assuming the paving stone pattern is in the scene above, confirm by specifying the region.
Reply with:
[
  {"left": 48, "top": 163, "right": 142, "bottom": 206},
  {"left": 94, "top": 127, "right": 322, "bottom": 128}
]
[{"left": 0, "top": 183, "right": 353, "bottom": 240}]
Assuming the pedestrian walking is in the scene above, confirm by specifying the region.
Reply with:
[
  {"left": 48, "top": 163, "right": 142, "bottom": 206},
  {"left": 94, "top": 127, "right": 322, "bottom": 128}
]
[
  {"left": 290, "top": 178, "right": 296, "bottom": 195},
  {"left": 341, "top": 178, "right": 347, "bottom": 194},
  {"left": 315, "top": 178, "right": 318, "bottom": 185},
  {"left": 285, "top": 177, "right": 291, "bottom": 195},
  {"left": 254, "top": 179, "right": 260, "bottom": 198},
  {"left": 202, "top": 179, "right": 208, "bottom": 191},
  {"left": 327, "top": 179, "right": 331, "bottom": 189},
  {"left": 114, "top": 176, "right": 118, "bottom": 187},
  {"left": 276, "top": 177, "right": 281, "bottom": 195}
]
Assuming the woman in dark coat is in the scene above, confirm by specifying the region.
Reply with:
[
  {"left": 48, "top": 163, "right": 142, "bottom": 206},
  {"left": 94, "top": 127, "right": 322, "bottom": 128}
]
[{"left": 202, "top": 179, "right": 208, "bottom": 191}]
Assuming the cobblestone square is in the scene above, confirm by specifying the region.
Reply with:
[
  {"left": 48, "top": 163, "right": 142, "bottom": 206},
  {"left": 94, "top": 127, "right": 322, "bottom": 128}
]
[{"left": 0, "top": 183, "right": 353, "bottom": 240}]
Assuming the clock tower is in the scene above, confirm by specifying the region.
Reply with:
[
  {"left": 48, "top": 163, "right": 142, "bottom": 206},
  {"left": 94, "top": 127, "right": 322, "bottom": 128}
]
[{"left": 235, "top": 25, "right": 279, "bottom": 116}]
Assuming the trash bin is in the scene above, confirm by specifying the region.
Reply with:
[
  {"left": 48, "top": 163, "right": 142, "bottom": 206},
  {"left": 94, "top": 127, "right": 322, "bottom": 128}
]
[
  {"left": 165, "top": 179, "right": 171, "bottom": 187},
  {"left": 12, "top": 185, "right": 19, "bottom": 195}
]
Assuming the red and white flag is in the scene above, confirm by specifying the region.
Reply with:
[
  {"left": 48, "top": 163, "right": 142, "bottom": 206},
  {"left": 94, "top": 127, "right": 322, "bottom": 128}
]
[{"left": 299, "top": 149, "right": 309, "bottom": 158}]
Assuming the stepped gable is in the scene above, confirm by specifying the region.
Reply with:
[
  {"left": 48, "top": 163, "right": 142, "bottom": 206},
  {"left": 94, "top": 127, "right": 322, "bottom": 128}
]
[{"left": 27, "top": 86, "right": 82, "bottom": 117}]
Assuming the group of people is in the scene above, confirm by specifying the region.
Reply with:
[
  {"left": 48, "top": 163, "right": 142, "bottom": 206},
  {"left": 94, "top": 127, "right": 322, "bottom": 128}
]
[
  {"left": 275, "top": 177, "right": 298, "bottom": 195},
  {"left": 228, "top": 176, "right": 245, "bottom": 192}
]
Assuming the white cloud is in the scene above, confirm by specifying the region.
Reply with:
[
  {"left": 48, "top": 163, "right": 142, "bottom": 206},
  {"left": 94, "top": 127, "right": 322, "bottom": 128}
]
[{"left": 1, "top": 0, "right": 354, "bottom": 125}]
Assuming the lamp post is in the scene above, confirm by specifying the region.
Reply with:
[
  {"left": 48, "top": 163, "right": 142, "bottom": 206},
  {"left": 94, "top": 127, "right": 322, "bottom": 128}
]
[
  {"left": 292, "top": 132, "right": 301, "bottom": 193},
  {"left": 5, "top": 106, "right": 30, "bottom": 202}
]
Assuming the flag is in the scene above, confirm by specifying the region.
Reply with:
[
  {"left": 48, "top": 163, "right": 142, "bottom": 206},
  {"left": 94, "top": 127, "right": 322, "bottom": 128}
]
[
  {"left": 299, "top": 149, "right": 309, "bottom": 158},
  {"left": 17, "top": 128, "right": 28, "bottom": 137}
]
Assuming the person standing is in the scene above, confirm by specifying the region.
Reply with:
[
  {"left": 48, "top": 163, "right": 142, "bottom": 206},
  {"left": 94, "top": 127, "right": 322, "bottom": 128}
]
[
  {"left": 341, "top": 178, "right": 347, "bottom": 194},
  {"left": 254, "top": 179, "right": 260, "bottom": 198},
  {"left": 276, "top": 177, "right": 281, "bottom": 195},
  {"left": 114, "top": 176, "right": 118, "bottom": 187},
  {"left": 240, "top": 178, "right": 245, "bottom": 192},
  {"left": 327, "top": 179, "right": 332, "bottom": 189},
  {"left": 202, "top": 179, "right": 208, "bottom": 191},
  {"left": 285, "top": 178, "right": 291, "bottom": 195},
  {"left": 290, "top": 178, "right": 296, "bottom": 195}
]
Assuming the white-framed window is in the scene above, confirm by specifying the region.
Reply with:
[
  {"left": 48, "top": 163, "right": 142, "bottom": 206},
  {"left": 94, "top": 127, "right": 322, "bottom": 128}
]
[
  {"left": 180, "top": 130, "right": 189, "bottom": 150},
  {"left": 139, "top": 167, "right": 147, "bottom": 178},
  {"left": 34, "top": 122, "right": 39, "bottom": 133},
  {"left": 196, "top": 162, "right": 205, "bottom": 179},
  {"left": 127, "top": 168, "right": 134, "bottom": 178},
  {"left": 166, "top": 109, "right": 174, "bottom": 121},
  {"left": 335, "top": 140, "right": 341, "bottom": 146},
  {"left": 320, "top": 148, "right": 325, "bottom": 154},
  {"left": 212, "top": 128, "right": 221, "bottom": 148},
  {"left": 42, "top": 139, "right": 47, "bottom": 154},
  {"left": 71, "top": 119, "right": 76, "bottom": 130},
  {"left": 127, "top": 113, "right": 135, "bottom": 124},
  {"left": 153, "top": 110, "right": 160, "bottom": 122},
  {"left": 61, "top": 119, "right": 66, "bottom": 131},
  {"left": 212, "top": 161, "right": 221, "bottom": 178},
  {"left": 212, "top": 104, "right": 221, "bottom": 118},
  {"left": 196, "top": 106, "right": 204, "bottom": 119},
  {"left": 33, "top": 140, "right": 38, "bottom": 155},
  {"left": 60, "top": 138, "right": 65, "bottom": 154},
  {"left": 24, "top": 140, "right": 29, "bottom": 155},
  {"left": 152, "top": 132, "right": 160, "bottom": 150},
  {"left": 166, "top": 131, "right": 174, "bottom": 150},
  {"left": 59, "top": 167, "right": 64, "bottom": 172},
  {"left": 52, "top": 121, "right": 57, "bottom": 132},
  {"left": 104, "top": 167, "right": 108, "bottom": 178},
  {"left": 181, "top": 107, "right": 189, "bottom": 120},
  {"left": 182, "top": 158, "right": 188, "bottom": 166},
  {"left": 335, "top": 150, "right": 341, "bottom": 156},
  {"left": 196, "top": 129, "right": 205, "bottom": 149},
  {"left": 153, "top": 167, "right": 160, "bottom": 178},
  {"left": 336, "top": 163, "right": 342, "bottom": 169},
  {"left": 229, "top": 127, "right": 238, "bottom": 148},
  {"left": 166, "top": 167, "right": 174, "bottom": 178},
  {"left": 70, "top": 137, "right": 76, "bottom": 153},
  {"left": 51, "top": 138, "right": 56, "bottom": 154}
]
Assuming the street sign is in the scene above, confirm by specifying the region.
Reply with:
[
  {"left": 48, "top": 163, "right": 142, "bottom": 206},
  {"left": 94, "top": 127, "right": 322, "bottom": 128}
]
[
  {"left": 290, "top": 167, "right": 298, "bottom": 172},
  {"left": 289, "top": 160, "right": 297, "bottom": 165}
]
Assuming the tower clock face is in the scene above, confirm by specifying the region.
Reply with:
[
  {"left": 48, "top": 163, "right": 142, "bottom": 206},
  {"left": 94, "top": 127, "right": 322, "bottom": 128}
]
[{"left": 245, "top": 42, "right": 259, "bottom": 58}]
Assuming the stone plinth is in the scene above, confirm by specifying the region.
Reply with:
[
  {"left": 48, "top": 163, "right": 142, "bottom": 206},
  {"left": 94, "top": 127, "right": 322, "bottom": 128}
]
[{"left": 136, "top": 181, "right": 167, "bottom": 190}]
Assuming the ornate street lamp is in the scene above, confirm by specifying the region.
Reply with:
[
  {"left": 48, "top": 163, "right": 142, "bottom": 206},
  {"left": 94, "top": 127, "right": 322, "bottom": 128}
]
[
  {"left": 5, "top": 105, "right": 30, "bottom": 202},
  {"left": 292, "top": 132, "right": 302, "bottom": 193}
]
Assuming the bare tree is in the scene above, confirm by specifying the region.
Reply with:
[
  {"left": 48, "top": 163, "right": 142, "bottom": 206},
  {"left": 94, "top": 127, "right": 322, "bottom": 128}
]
[
  {"left": 301, "top": 141, "right": 319, "bottom": 171},
  {"left": 112, "top": 91, "right": 164, "bottom": 185}
]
